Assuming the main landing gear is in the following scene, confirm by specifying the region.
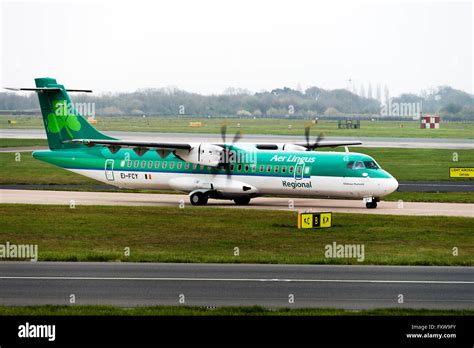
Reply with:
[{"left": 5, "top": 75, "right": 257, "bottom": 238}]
[
  {"left": 189, "top": 192, "right": 252, "bottom": 206},
  {"left": 233, "top": 197, "right": 251, "bottom": 205},
  {"left": 190, "top": 192, "right": 209, "bottom": 206}
]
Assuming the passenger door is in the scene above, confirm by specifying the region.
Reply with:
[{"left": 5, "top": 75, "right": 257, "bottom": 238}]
[
  {"left": 105, "top": 159, "right": 114, "bottom": 181},
  {"left": 294, "top": 161, "right": 305, "bottom": 180}
]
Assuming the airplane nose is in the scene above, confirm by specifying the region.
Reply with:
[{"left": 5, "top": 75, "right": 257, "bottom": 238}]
[{"left": 388, "top": 178, "right": 399, "bottom": 194}]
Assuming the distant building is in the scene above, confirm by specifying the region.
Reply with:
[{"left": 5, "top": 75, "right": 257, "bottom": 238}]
[{"left": 420, "top": 115, "right": 440, "bottom": 129}]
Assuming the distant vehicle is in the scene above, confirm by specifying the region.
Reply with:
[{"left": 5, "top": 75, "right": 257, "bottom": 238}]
[{"left": 7, "top": 78, "right": 398, "bottom": 208}]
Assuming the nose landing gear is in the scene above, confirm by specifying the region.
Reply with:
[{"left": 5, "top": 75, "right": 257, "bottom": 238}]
[
  {"left": 364, "top": 197, "right": 379, "bottom": 209},
  {"left": 366, "top": 201, "right": 378, "bottom": 209}
]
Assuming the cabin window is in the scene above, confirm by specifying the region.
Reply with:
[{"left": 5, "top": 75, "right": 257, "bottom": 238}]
[
  {"left": 274, "top": 166, "right": 279, "bottom": 173},
  {"left": 251, "top": 164, "right": 256, "bottom": 172},
  {"left": 353, "top": 161, "right": 365, "bottom": 169},
  {"left": 184, "top": 163, "right": 190, "bottom": 170},
  {"left": 192, "top": 164, "right": 198, "bottom": 170},
  {"left": 259, "top": 165, "right": 264, "bottom": 172},
  {"left": 237, "top": 164, "right": 242, "bottom": 171},
  {"left": 289, "top": 166, "right": 294, "bottom": 173},
  {"left": 155, "top": 161, "right": 160, "bottom": 168},
  {"left": 304, "top": 167, "right": 310, "bottom": 174},
  {"left": 134, "top": 160, "right": 139, "bottom": 168},
  {"left": 148, "top": 161, "right": 153, "bottom": 168},
  {"left": 245, "top": 165, "right": 249, "bottom": 172},
  {"left": 141, "top": 160, "right": 146, "bottom": 168},
  {"left": 230, "top": 164, "right": 235, "bottom": 171},
  {"left": 127, "top": 161, "right": 132, "bottom": 168},
  {"left": 162, "top": 162, "right": 167, "bottom": 169},
  {"left": 296, "top": 166, "right": 302, "bottom": 176},
  {"left": 170, "top": 162, "right": 175, "bottom": 169},
  {"left": 266, "top": 166, "right": 272, "bottom": 173},
  {"left": 282, "top": 166, "right": 287, "bottom": 173},
  {"left": 177, "top": 162, "right": 182, "bottom": 169},
  {"left": 364, "top": 161, "right": 379, "bottom": 169}
]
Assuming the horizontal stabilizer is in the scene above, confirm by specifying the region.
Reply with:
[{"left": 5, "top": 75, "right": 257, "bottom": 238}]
[{"left": 4, "top": 87, "right": 92, "bottom": 93}]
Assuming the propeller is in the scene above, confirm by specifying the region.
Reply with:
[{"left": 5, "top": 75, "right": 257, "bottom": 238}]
[
  {"left": 304, "top": 124, "right": 324, "bottom": 151},
  {"left": 220, "top": 123, "right": 242, "bottom": 178}
]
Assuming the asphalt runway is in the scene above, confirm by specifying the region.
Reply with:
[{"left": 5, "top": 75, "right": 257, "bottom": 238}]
[
  {"left": 1, "top": 189, "right": 473, "bottom": 217},
  {"left": 0, "top": 262, "right": 472, "bottom": 309},
  {"left": 2, "top": 129, "right": 473, "bottom": 149}
]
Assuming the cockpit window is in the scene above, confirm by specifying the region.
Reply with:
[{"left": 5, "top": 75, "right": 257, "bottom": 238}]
[
  {"left": 346, "top": 161, "right": 354, "bottom": 169},
  {"left": 353, "top": 161, "right": 365, "bottom": 169},
  {"left": 364, "top": 161, "right": 379, "bottom": 169}
]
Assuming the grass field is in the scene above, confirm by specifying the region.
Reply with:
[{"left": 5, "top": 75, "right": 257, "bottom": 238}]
[
  {"left": 0, "top": 305, "right": 471, "bottom": 316},
  {"left": 2, "top": 115, "right": 473, "bottom": 139},
  {"left": 1, "top": 204, "right": 472, "bottom": 265},
  {"left": 0, "top": 138, "right": 47, "bottom": 147}
]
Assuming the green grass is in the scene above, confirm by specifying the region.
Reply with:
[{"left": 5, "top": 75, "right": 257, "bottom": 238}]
[
  {"left": 322, "top": 147, "right": 474, "bottom": 182},
  {"left": 384, "top": 192, "right": 474, "bottom": 203},
  {"left": 0, "top": 138, "right": 47, "bottom": 147},
  {"left": 1, "top": 115, "right": 473, "bottom": 139},
  {"left": 0, "top": 305, "right": 471, "bottom": 316},
  {"left": 0, "top": 152, "right": 96, "bottom": 185},
  {"left": 1, "top": 204, "right": 472, "bottom": 265}
]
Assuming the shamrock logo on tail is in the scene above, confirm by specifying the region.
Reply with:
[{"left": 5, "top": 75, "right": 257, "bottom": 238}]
[{"left": 47, "top": 100, "right": 81, "bottom": 138}]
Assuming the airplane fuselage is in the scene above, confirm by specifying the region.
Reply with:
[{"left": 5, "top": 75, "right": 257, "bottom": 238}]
[{"left": 33, "top": 145, "right": 399, "bottom": 201}]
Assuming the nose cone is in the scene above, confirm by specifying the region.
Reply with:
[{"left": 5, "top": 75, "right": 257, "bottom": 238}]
[{"left": 387, "top": 178, "right": 399, "bottom": 194}]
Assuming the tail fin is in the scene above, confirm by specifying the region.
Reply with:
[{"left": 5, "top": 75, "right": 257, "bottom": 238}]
[{"left": 34, "top": 77, "right": 115, "bottom": 150}]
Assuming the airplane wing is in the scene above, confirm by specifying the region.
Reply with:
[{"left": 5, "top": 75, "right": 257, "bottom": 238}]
[
  {"left": 65, "top": 139, "right": 192, "bottom": 156},
  {"left": 255, "top": 141, "right": 362, "bottom": 150},
  {"left": 293, "top": 141, "right": 362, "bottom": 148}
]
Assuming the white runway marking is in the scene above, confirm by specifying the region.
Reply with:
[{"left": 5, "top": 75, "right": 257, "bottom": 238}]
[{"left": 1, "top": 276, "right": 473, "bottom": 284}]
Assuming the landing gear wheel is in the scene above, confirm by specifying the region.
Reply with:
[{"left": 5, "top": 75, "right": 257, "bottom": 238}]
[
  {"left": 366, "top": 201, "right": 377, "bottom": 209},
  {"left": 190, "top": 192, "right": 208, "bottom": 206},
  {"left": 234, "top": 197, "right": 251, "bottom": 205}
]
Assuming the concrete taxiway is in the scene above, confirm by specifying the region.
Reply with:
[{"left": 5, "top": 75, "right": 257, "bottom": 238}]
[
  {"left": 1, "top": 189, "right": 473, "bottom": 217},
  {"left": 0, "top": 262, "right": 472, "bottom": 309}
]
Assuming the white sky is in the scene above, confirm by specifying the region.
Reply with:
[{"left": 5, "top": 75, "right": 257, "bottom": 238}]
[{"left": 1, "top": 0, "right": 472, "bottom": 96}]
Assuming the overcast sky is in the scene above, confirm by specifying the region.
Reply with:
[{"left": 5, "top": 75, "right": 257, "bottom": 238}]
[{"left": 1, "top": 0, "right": 472, "bottom": 96}]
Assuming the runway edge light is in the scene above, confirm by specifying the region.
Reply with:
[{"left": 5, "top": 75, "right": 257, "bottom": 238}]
[{"left": 297, "top": 212, "right": 332, "bottom": 229}]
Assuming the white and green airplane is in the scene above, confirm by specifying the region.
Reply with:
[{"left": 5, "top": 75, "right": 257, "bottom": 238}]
[{"left": 9, "top": 78, "right": 398, "bottom": 208}]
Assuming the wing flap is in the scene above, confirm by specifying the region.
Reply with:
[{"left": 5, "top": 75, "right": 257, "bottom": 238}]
[{"left": 65, "top": 139, "right": 192, "bottom": 157}]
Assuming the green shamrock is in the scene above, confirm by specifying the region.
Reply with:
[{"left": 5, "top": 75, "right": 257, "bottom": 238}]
[{"left": 47, "top": 100, "right": 81, "bottom": 138}]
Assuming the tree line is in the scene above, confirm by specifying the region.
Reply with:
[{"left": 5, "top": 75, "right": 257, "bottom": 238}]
[{"left": 0, "top": 85, "right": 471, "bottom": 120}]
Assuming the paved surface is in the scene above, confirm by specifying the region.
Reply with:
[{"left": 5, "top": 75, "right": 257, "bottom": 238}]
[
  {"left": 1, "top": 129, "right": 473, "bottom": 149},
  {"left": 1, "top": 189, "right": 473, "bottom": 217},
  {"left": 398, "top": 181, "right": 474, "bottom": 192},
  {"left": 0, "top": 262, "right": 472, "bottom": 309}
]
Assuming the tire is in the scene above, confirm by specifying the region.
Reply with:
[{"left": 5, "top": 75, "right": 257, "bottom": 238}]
[
  {"left": 234, "top": 197, "right": 251, "bottom": 205},
  {"left": 190, "top": 192, "right": 208, "bottom": 206},
  {"left": 365, "top": 201, "right": 377, "bottom": 209}
]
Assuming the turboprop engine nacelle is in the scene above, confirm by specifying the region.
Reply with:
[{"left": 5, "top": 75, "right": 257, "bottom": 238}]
[
  {"left": 174, "top": 144, "right": 223, "bottom": 167},
  {"left": 281, "top": 144, "right": 308, "bottom": 151}
]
